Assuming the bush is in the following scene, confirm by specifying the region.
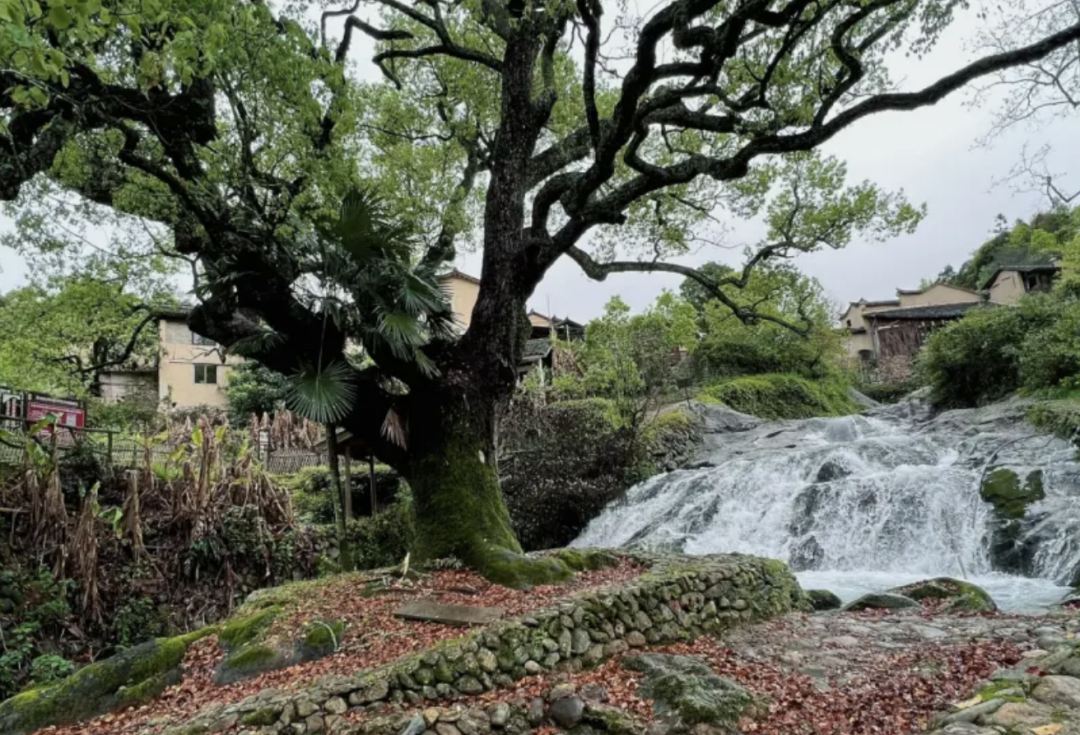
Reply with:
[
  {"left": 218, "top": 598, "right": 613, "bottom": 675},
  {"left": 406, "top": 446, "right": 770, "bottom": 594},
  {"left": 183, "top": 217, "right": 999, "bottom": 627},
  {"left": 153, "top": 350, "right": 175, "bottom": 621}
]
[
  {"left": 345, "top": 496, "right": 415, "bottom": 570},
  {"left": 1018, "top": 301, "right": 1080, "bottom": 392},
  {"left": 698, "top": 374, "right": 857, "bottom": 420},
  {"left": 85, "top": 396, "right": 160, "bottom": 432},
  {"left": 500, "top": 397, "right": 642, "bottom": 551},
  {"left": 917, "top": 295, "right": 1061, "bottom": 407},
  {"left": 855, "top": 382, "right": 916, "bottom": 405},
  {"left": 29, "top": 655, "right": 75, "bottom": 687},
  {"left": 283, "top": 465, "right": 403, "bottom": 523}
]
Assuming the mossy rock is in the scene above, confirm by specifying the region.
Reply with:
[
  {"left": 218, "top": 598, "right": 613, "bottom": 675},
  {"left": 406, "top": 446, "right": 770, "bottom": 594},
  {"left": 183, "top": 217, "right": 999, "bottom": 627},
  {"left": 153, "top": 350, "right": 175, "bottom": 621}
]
[
  {"left": 0, "top": 629, "right": 214, "bottom": 735},
  {"left": 213, "top": 645, "right": 286, "bottom": 686},
  {"left": 842, "top": 592, "right": 920, "bottom": 612},
  {"left": 889, "top": 578, "right": 998, "bottom": 613},
  {"left": 217, "top": 606, "right": 281, "bottom": 650},
  {"left": 980, "top": 468, "right": 1045, "bottom": 520},
  {"left": 553, "top": 548, "right": 621, "bottom": 572},
  {"left": 296, "top": 619, "right": 345, "bottom": 661},
  {"left": 242, "top": 707, "right": 281, "bottom": 726},
  {"left": 623, "top": 653, "right": 754, "bottom": 727},
  {"left": 806, "top": 589, "right": 842, "bottom": 612},
  {"left": 478, "top": 546, "right": 572, "bottom": 589}
]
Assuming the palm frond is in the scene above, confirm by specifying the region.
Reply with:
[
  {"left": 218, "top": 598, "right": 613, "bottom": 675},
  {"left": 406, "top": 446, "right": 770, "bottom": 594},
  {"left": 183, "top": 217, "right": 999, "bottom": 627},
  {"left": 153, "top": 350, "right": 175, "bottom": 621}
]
[
  {"left": 399, "top": 272, "right": 447, "bottom": 316},
  {"left": 381, "top": 407, "right": 408, "bottom": 449},
  {"left": 379, "top": 311, "right": 425, "bottom": 349},
  {"left": 286, "top": 361, "right": 357, "bottom": 424}
]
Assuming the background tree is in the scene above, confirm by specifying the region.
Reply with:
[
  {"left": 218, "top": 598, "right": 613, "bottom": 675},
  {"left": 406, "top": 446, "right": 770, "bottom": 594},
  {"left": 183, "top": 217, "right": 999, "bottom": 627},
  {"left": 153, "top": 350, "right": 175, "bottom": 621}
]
[
  {"left": 579, "top": 293, "right": 697, "bottom": 427},
  {"left": 0, "top": 275, "right": 173, "bottom": 396},
  {"left": 4, "top": 0, "right": 1080, "bottom": 583},
  {"left": 689, "top": 262, "right": 842, "bottom": 381},
  {"left": 224, "top": 363, "right": 290, "bottom": 426}
]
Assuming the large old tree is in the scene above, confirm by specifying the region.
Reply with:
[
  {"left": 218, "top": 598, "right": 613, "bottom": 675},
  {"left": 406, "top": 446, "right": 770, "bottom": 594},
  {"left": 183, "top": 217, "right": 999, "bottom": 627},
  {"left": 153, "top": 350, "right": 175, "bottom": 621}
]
[{"left": 4, "top": 0, "right": 1080, "bottom": 583}]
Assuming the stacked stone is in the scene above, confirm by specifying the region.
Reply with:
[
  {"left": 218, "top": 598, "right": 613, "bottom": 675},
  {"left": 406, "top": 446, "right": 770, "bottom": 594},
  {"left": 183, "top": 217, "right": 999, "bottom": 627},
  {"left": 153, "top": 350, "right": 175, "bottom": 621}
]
[
  {"left": 164, "top": 553, "right": 806, "bottom": 735},
  {"left": 927, "top": 634, "right": 1080, "bottom": 735}
]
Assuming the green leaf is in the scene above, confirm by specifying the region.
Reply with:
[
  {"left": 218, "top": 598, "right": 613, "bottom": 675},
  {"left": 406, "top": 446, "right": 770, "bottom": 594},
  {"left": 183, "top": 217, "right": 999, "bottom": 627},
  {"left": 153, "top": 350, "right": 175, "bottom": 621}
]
[
  {"left": 49, "top": 5, "right": 73, "bottom": 28},
  {"left": 286, "top": 361, "right": 357, "bottom": 424}
]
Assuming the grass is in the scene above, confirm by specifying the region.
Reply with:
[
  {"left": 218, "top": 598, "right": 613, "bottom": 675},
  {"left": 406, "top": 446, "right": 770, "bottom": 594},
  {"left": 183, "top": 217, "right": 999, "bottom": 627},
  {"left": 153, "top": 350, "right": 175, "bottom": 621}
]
[{"left": 696, "top": 373, "right": 859, "bottom": 420}]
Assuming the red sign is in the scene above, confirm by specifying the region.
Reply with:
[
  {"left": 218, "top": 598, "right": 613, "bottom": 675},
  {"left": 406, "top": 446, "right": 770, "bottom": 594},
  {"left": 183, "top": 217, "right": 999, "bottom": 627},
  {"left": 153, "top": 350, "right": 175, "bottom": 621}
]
[{"left": 26, "top": 395, "right": 85, "bottom": 435}]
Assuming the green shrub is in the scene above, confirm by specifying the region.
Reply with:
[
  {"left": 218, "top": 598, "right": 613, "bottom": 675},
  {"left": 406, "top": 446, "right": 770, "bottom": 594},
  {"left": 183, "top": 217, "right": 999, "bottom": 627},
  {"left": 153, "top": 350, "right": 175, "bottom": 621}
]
[
  {"left": 85, "top": 396, "right": 160, "bottom": 432},
  {"left": 917, "top": 295, "right": 1064, "bottom": 407},
  {"left": 29, "top": 655, "right": 75, "bottom": 687},
  {"left": 1018, "top": 301, "right": 1080, "bottom": 392},
  {"left": 500, "top": 396, "right": 642, "bottom": 550},
  {"left": 698, "top": 374, "right": 857, "bottom": 420},
  {"left": 283, "top": 465, "right": 402, "bottom": 523},
  {"left": 855, "top": 382, "right": 914, "bottom": 405},
  {"left": 113, "top": 596, "right": 164, "bottom": 648},
  {"left": 345, "top": 495, "right": 415, "bottom": 570}
]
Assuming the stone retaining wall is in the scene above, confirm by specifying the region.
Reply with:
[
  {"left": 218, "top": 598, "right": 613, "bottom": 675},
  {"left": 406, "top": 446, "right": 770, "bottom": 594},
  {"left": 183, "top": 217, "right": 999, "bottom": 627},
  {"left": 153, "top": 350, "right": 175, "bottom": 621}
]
[{"left": 169, "top": 553, "right": 807, "bottom": 735}]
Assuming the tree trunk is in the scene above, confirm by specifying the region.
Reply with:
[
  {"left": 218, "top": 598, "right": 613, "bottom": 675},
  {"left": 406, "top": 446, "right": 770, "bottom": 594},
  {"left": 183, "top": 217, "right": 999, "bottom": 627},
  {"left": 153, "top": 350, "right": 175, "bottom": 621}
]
[{"left": 403, "top": 384, "right": 569, "bottom": 588}]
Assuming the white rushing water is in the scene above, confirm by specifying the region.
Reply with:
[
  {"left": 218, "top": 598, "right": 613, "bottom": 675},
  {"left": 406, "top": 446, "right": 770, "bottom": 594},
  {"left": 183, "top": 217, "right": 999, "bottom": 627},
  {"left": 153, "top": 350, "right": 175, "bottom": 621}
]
[{"left": 572, "top": 397, "right": 1080, "bottom": 612}]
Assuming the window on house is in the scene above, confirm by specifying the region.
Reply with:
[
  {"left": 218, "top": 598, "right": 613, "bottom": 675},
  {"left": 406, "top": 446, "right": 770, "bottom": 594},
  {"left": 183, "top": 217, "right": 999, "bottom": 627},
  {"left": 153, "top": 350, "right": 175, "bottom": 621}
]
[
  {"left": 191, "top": 332, "right": 215, "bottom": 346},
  {"left": 194, "top": 364, "right": 218, "bottom": 385},
  {"left": 846, "top": 319, "right": 852, "bottom": 327}
]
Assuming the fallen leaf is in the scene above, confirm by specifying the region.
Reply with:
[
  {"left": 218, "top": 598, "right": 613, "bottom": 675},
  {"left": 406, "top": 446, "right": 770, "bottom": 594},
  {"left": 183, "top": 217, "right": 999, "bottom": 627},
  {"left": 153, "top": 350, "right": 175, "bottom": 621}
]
[
  {"left": 953, "top": 695, "right": 983, "bottom": 710},
  {"left": 1034, "top": 725, "right": 1063, "bottom": 735}
]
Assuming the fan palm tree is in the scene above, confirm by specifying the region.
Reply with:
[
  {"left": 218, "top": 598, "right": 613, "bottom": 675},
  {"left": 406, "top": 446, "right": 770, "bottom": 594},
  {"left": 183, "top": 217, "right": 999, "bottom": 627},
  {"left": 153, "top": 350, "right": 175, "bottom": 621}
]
[{"left": 233, "top": 188, "right": 456, "bottom": 570}]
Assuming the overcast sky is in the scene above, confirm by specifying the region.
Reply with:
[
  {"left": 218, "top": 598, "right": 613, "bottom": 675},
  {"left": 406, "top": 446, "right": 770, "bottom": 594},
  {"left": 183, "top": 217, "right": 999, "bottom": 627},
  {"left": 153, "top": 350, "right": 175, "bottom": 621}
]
[{"left": 1, "top": 5, "right": 1077, "bottom": 322}]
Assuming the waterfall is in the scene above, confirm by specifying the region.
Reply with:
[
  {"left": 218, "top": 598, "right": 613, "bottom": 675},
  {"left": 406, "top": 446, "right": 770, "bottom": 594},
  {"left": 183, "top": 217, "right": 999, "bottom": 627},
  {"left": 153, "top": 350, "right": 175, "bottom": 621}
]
[{"left": 571, "top": 397, "right": 1080, "bottom": 611}]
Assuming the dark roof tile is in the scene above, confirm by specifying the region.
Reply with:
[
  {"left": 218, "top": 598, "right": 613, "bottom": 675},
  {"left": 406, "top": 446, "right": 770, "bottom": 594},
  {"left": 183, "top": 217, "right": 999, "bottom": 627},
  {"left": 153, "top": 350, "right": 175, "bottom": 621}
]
[{"left": 865, "top": 302, "right": 990, "bottom": 321}]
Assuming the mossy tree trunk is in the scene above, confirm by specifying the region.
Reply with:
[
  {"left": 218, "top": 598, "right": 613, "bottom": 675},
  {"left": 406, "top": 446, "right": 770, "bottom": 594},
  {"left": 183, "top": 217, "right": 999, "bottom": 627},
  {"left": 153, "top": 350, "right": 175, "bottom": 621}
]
[{"left": 401, "top": 382, "right": 570, "bottom": 588}]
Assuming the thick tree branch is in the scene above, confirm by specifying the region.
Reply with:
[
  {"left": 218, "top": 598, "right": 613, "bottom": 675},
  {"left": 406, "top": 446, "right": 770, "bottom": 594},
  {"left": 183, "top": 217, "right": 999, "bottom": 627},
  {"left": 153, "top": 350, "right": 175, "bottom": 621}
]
[{"left": 564, "top": 246, "right": 811, "bottom": 336}]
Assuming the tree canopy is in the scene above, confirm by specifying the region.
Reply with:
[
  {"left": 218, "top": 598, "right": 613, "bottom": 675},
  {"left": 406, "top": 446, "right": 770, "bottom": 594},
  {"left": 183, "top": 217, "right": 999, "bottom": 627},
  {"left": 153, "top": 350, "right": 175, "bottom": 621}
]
[
  {"left": 0, "top": 275, "right": 173, "bottom": 396},
  {"left": 5, "top": 0, "right": 1080, "bottom": 581}
]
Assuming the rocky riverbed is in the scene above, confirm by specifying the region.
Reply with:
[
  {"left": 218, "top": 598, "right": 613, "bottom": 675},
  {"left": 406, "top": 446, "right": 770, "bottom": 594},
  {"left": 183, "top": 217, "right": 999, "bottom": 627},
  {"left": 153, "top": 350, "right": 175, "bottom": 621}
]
[{"left": 325, "top": 602, "right": 1080, "bottom": 735}]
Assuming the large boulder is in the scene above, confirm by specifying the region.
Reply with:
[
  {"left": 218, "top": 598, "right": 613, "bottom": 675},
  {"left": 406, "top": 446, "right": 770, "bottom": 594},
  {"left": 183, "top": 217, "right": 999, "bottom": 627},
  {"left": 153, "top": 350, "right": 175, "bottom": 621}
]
[
  {"left": 806, "top": 589, "right": 843, "bottom": 611},
  {"left": 212, "top": 604, "right": 345, "bottom": 685},
  {"left": 623, "top": 653, "right": 755, "bottom": 728},
  {"left": 0, "top": 629, "right": 214, "bottom": 735},
  {"left": 888, "top": 578, "right": 998, "bottom": 613},
  {"left": 980, "top": 467, "right": 1045, "bottom": 574},
  {"left": 842, "top": 592, "right": 920, "bottom": 612}
]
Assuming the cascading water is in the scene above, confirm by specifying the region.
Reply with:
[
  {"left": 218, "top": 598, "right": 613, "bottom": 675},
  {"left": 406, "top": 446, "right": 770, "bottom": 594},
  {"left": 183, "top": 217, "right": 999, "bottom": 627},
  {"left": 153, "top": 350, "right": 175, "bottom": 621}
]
[{"left": 572, "top": 396, "right": 1080, "bottom": 611}]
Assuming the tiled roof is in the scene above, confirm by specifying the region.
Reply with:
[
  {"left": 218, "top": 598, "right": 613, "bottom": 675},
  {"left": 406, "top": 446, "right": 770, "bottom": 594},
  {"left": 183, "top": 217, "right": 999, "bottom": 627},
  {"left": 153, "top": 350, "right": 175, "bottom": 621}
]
[
  {"left": 522, "top": 338, "right": 553, "bottom": 361},
  {"left": 439, "top": 268, "right": 481, "bottom": 285},
  {"left": 865, "top": 302, "right": 990, "bottom": 321},
  {"left": 981, "top": 263, "right": 1060, "bottom": 290}
]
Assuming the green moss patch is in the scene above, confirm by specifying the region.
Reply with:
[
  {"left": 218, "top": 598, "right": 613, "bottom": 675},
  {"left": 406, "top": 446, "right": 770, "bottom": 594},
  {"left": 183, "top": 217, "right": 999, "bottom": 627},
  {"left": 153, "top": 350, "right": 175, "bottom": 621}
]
[
  {"left": 213, "top": 645, "right": 285, "bottom": 686},
  {"left": 806, "top": 589, "right": 842, "bottom": 611},
  {"left": 297, "top": 620, "right": 346, "bottom": 661},
  {"left": 554, "top": 548, "right": 620, "bottom": 572},
  {"left": 888, "top": 577, "right": 998, "bottom": 613},
  {"left": 980, "top": 468, "right": 1045, "bottom": 520},
  {"left": 217, "top": 606, "right": 281, "bottom": 650},
  {"left": 697, "top": 374, "right": 858, "bottom": 420},
  {"left": 242, "top": 707, "right": 281, "bottom": 726}
]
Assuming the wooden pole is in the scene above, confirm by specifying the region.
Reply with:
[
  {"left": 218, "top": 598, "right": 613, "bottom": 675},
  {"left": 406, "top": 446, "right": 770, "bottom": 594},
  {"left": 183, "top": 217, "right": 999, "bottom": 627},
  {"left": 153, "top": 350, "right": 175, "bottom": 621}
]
[
  {"left": 369, "top": 455, "right": 377, "bottom": 516},
  {"left": 342, "top": 444, "right": 353, "bottom": 522}
]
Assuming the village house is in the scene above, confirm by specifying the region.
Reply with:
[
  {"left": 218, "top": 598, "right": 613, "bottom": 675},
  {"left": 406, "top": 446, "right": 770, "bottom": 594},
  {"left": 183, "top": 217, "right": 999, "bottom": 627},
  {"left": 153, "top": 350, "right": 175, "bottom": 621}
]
[
  {"left": 842, "top": 265, "right": 1061, "bottom": 381},
  {"left": 102, "top": 269, "right": 581, "bottom": 408}
]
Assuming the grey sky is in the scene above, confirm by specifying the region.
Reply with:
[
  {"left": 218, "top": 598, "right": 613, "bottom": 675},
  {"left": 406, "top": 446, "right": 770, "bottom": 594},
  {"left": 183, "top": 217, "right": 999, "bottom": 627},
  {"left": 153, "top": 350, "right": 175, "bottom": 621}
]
[{"left": 1, "top": 6, "right": 1076, "bottom": 322}]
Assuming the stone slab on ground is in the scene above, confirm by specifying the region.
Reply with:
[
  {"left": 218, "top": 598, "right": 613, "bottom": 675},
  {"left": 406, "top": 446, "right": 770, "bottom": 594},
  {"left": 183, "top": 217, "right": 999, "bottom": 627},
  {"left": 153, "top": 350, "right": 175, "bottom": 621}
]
[{"left": 392, "top": 600, "right": 506, "bottom": 626}]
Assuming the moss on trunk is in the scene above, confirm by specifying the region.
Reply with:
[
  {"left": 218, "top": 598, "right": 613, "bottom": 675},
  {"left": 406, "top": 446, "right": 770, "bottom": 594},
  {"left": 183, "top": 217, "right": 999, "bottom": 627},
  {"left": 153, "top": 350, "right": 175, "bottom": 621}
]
[{"left": 406, "top": 408, "right": 570, "bottom": 589}]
